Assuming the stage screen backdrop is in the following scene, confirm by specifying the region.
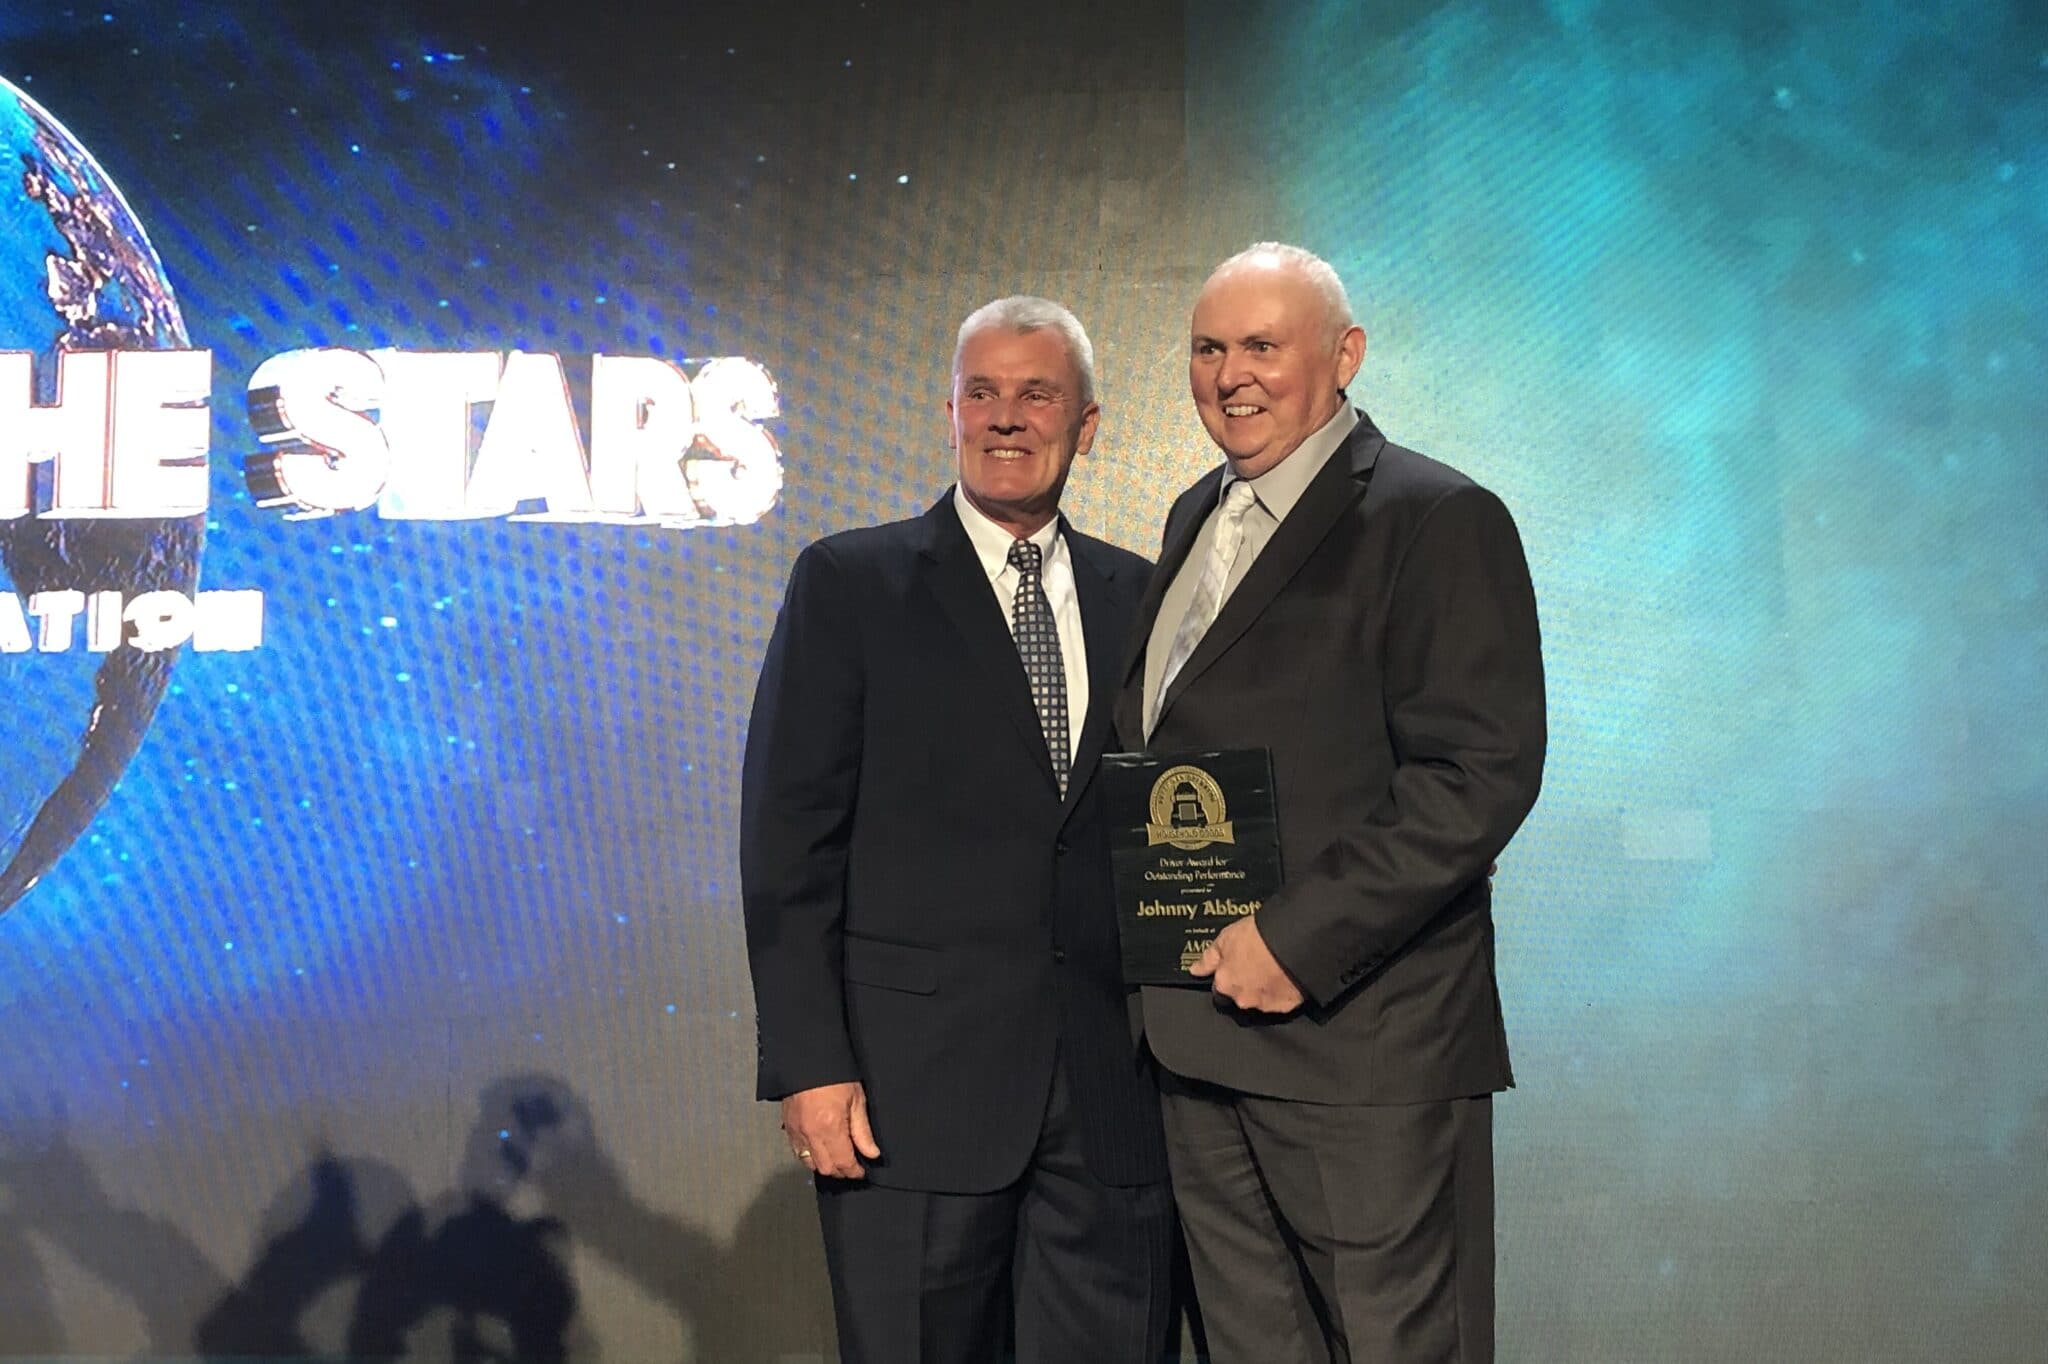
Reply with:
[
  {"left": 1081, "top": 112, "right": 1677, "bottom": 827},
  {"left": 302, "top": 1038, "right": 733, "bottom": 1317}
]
[{"left": 2, "top": 1, "right": 2043, "bottom": 1359}]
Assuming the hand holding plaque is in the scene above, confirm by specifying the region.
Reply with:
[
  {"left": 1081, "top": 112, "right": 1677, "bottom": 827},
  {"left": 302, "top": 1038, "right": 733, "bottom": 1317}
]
[
  {"left": 1189, "top": 917, "right": 1305, "bottom": 1012},
  {"left": 1100, "top": 749, "right": 1283, "bottom": 987}
]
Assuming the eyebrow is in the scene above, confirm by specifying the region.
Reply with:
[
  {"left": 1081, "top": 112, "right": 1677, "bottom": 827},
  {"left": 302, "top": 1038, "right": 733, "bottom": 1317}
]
[
  {"left": 1191, "top": 332, "right": 1279, "bottom": 347},
  {"left": 961, "top": 373, "right": 1067, "bottom": 391}
]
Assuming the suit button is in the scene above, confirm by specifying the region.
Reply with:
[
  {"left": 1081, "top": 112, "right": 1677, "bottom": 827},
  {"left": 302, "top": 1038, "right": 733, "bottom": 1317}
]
[
  {"left": 1052, "top": 947, "right": 1067, "bottom": 964},
  {"left": 1055, "top": 838, "right": 1070, "bottom": 855}
]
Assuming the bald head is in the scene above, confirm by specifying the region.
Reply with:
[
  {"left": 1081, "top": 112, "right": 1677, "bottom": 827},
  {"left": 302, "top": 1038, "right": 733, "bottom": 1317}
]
[
  {"left": 1188, "top": 242, "right": 1367, "bottom": 478},
  {"left": 1207, "top": 242, "right": 1356, "bottom": 345}
]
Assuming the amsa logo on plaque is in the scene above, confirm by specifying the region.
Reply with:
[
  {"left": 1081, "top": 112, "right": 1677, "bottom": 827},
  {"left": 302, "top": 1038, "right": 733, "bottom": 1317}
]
[{"left": 1144, "top": 764, "right": 1237, "bottom": 852}]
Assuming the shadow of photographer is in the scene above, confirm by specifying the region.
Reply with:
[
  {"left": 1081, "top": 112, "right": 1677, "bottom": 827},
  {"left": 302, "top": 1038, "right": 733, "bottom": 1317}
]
[{"left": 2, "top": 1073, "right": 833, "bottom": 1361}]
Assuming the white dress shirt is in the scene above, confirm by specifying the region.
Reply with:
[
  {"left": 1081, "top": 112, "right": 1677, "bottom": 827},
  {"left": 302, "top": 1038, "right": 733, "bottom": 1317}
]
[
  {"left": 954, "top": 486, "right": 1090, "bottom": 766},
  {"left": 1142, "top": 404, "right": 1359, "bottom": 738}
]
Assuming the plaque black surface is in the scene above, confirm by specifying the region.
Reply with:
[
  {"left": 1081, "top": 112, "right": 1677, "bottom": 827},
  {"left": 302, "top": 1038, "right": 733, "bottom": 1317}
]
[{"left": 1100, "top": 748, "right": 1282, "bottom": 987}]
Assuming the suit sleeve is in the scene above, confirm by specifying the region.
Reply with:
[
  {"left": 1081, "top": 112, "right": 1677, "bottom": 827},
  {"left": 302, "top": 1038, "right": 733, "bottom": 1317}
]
[
  {"left": 1258, "top": 482, "right": 1547, "bottom": 1007},
  {"left": 740, "top": 539, "right": 865, "bottom": 1099}
]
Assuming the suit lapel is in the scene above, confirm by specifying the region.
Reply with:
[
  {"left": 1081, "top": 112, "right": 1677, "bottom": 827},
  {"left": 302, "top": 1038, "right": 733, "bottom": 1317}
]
[
  {"left": 1113, "top": 470, "right": 1225, "bottom": 747},
  {"left": 1062, "top": 526, "right": 1126, "bottom": 815},
  {"left": 1119, "top": 469, "right": 1223, "bottom": 690},
  {"left": 917, "top": 494, "right": 1061, "bottom": 796},
  {"left": 1153, "top": 414, "right": 1386, "bottom": 726}
]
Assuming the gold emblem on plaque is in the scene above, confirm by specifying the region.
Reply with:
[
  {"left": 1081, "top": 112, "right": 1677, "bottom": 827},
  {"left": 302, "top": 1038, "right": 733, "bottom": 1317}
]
[{"left": 1145, "top": 765, "right": 1236, "bottom": 851}]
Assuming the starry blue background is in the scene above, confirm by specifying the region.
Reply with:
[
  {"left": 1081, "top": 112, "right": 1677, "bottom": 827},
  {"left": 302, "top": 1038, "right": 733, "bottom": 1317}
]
[
  {"left": 1192, "top": 5, "right": 2048, "bottom": 1354},
  {"left": 1, "top": 1, "right": 2043, "bottom": 1358}
]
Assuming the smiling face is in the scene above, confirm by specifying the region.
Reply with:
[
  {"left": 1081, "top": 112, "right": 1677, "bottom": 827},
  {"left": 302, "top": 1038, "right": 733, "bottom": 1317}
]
[
  {"left": 1188, "top": 257, "right": 1366, "bottom": 480},
  {"left": 947, "top": 324, "right": 1100, "bottom": 536}
]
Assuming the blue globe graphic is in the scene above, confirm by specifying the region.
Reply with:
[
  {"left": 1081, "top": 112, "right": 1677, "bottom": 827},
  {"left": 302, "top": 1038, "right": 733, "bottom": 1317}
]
[{"left": 1, "top": 75, "right": 204, "bottom": 911}]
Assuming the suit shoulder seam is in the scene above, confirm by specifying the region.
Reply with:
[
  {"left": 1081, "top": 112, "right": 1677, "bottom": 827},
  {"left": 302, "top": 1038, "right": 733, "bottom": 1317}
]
[{"left": 1384, "top": 479, "right": 1481, "bottom": 599}]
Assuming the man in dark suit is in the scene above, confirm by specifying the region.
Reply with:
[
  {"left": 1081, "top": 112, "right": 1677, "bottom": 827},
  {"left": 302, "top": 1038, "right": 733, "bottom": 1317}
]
[
  {"left": 741, "top": 298, "right": 1173, "bottom": 1363},
  {"left": 1114, "top": 244, "right": 1546, "bottom": 1363}
]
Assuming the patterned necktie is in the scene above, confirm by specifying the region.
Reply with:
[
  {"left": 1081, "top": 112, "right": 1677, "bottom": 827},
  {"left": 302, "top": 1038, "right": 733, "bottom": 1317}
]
[
  {"left": 1008, "top": 539, "right": 1070, "bottom": 794},
  {"left": 1150, "top": 479, "right": 1259, "bottom": 736}
]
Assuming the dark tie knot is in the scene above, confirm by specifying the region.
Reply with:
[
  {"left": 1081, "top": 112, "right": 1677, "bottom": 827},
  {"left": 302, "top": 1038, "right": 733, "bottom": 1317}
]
[{"left": 1007, "top": 539, "right": 1043, "bottom": 575}]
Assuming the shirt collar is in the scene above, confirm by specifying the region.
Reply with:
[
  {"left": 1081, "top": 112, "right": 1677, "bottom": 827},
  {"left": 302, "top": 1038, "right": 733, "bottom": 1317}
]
[
  {"left": 953, "top": 484, "right": 1062, "bottom": 582},
  {"left": 1223, "top": 401, "right": 1359, "bottom": 523}
]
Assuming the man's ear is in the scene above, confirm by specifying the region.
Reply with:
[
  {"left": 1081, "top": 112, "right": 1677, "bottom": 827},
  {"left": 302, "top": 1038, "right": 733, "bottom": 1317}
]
[
  {"left": 1334, "top": 325, "right": 1367, "bottom": 390},
  {"left": 1074, "top": 401, "right": 1102, "bottom": 458}
]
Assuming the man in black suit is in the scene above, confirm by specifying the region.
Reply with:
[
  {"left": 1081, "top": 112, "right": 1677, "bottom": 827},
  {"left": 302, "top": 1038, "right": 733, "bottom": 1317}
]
[
  {"left": 741, "top": 298, "right": 1173, "bottom": 1363},
  {"left": 1114, "top": 244, "right": 1546, "bottom": 1363}
]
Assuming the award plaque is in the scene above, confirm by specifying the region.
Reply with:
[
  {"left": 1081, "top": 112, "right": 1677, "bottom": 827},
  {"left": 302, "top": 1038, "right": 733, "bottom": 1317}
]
[{"left": 1100, "top": 748, "right": 1282, "bottom": 987}]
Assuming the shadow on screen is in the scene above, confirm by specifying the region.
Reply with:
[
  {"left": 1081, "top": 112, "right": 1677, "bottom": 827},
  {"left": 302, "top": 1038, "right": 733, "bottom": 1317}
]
[
  {"left": 0, "top": 1103, "right": 227, "bottom": 1354},
  {"left": 0, "top": 1172, "right": 66, "bottom": 1354},
  {"left": 196, "top": 1072, "right": 831, "bottom": 1361},
  {"left": 0, "top": 1074, "right": 833, "bottom": 1361},
  {"left": 192, "top": 1145, "right": 581, "bottom": 1360}
]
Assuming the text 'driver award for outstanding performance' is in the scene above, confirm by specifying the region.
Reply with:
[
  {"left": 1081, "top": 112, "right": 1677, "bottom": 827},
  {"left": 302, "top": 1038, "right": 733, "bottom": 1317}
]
[{"left": 1100, "top": 749, "right": 1282, "bottom": 987}]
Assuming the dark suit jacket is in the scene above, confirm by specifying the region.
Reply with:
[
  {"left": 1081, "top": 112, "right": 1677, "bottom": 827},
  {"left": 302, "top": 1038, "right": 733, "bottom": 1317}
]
[
  {"left": 742, "top": 491, "right": 1168, "bottom": 1194},
  {"left": 1115, "top": 412, "right": 1546, "bottom": 1106}
]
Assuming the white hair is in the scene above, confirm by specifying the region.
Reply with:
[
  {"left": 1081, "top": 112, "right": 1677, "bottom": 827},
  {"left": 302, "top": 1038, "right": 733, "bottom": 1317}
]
[
  {"left": 953, "top": 296, "right": 1097, "bottom": 405},
  {"left": 1212, "top": 241, "right": 1356, "bottom": 340}
]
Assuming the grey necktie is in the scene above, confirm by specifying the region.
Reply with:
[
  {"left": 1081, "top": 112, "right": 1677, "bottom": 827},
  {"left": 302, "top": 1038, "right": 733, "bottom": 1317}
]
[
  {"left": 1008, "top": 539, "right": 1070, "bottom": 794},
  {"left": 1150, "top": 479, "right": 1258, "bottom": 735}
]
